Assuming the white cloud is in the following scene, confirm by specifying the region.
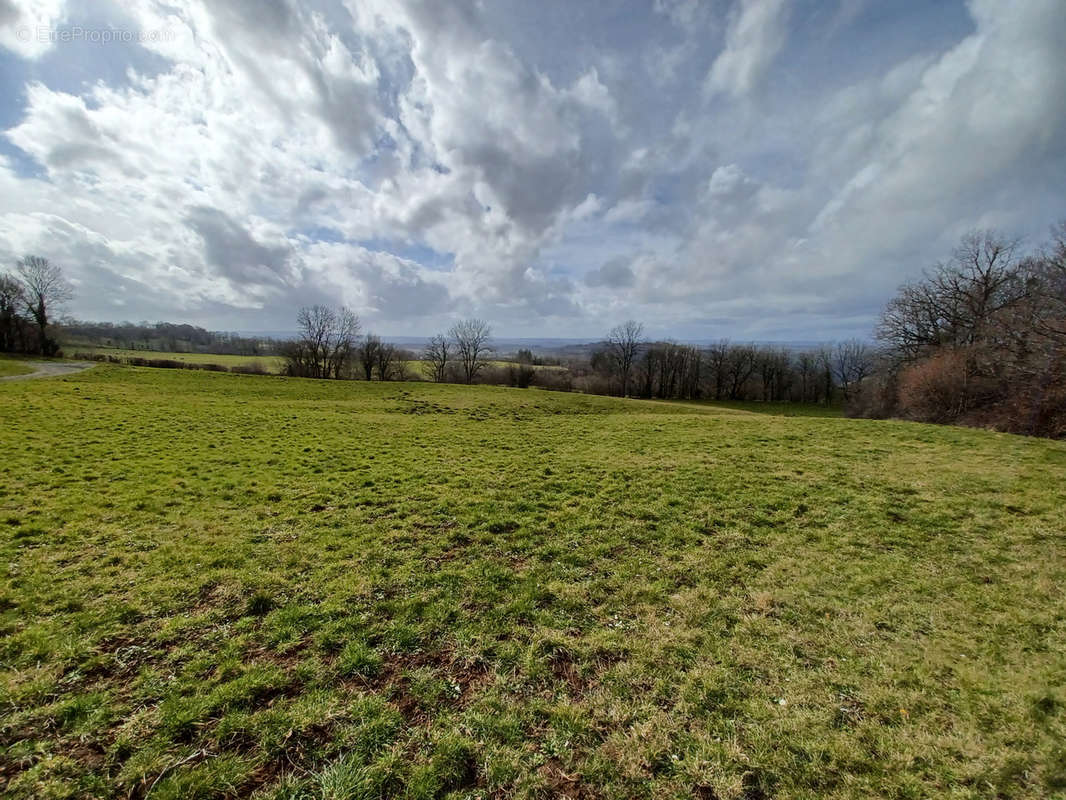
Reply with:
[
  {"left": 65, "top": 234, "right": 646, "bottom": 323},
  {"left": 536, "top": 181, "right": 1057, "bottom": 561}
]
[
  {"left": 0, "top": 0, "right": 1062, "bottom": 339},
  {"left": 0, "top": 0, "right": 66, "bottom": 59},
  {"left": 705, "top": 0, "right": 790, "bottom": 98}
]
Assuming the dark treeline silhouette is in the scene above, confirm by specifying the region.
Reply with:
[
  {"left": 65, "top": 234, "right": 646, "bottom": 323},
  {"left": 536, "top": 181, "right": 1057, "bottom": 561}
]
[
  {"left": 61, "top": 320, "right": 274, "bottom": 356},
  {"left": 581, "top": 329, "right": 862, "bottom": 406}
]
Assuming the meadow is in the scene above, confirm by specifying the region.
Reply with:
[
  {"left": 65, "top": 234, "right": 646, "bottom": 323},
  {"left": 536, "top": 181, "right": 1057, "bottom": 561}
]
[
  {"left": 1, "top": 366, "right": 1064, "bottom": 799},
  {"left": 0, "top": 359, "right": 34, "bottom": 378},
  {"left": 69, "top": 348, "right": 287, "bottom": 373}
]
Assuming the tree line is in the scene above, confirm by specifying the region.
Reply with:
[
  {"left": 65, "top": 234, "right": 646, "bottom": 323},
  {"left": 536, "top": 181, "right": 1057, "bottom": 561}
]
[
  {"left": 279, "top": 307, "right": 496, "bottom": 385},
  {"left": 280, "top": 302, "right": 873, "bottom": 407},
  {"left": 60, "top": 320, "right": 270, "bottom": 355},
  {"left": 581, "top": 320, "right": 871, "bottom": 405}
]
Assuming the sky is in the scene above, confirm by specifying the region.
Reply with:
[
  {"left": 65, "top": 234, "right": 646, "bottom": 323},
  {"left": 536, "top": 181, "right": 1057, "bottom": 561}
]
[{"left": 0, "top": 0, "right": 1063, "bottom": 340}]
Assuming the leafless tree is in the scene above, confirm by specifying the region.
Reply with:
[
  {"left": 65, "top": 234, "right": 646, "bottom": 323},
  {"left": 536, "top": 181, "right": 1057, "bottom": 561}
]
[
  {"left": 724, "top": 344, "right": 757, "bottom": 400},
  {"left": 422, "top": 334, "right": 450, "bottom": 382},
  {"left": 818, "top": 347, "right": 835, "bottom": 406},
  {"left": 1025, "top": 221, "right": 1066, "bottom": 343},
  {"left": 705, "top": 340, "right": 729, "bottom": 400},
  {"left": 450, "top": 318, "right": 492, "bottom": 384},
  {"left": 357, "top": 334, "right": 381, "bottom": 381},
  {"left": 877, "top": 231, "right": 1027, "bottom": 361},
  {"left": 757, "top": 347, "right": 792, "bottom": 402},
  {"left": 16, "top": 256, "right": 72, "bottom": 356},
  {"left": 831, "top": 339, "right": 875, "bottom": 402},
  {"left": 393, "top": 351, "right": 414, "bottom": 381},
  {"left": 375, "top": 341, "right": 397, "bottom": 381},
  {"left": 0, "top": 274, "right": 27, "bottom": 353},
  {"left": 606, "top": 320, "right": 644, "bottom": 396},
  {"left": 284, "top": 304, "right": 360, "bottom": 379},
  {"left": 795, "top": 350, "right": 818, "bottom": 403}
]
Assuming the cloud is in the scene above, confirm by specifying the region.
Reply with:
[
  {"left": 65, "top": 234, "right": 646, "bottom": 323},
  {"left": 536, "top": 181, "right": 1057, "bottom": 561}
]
[
  {"left": 705, "top": 0, "right": 790, "bottom": 98},
  {"left": 0, "top": 0, "right": 1061, "bottom": 340},
  {"left": 0, "top": 0, "right": 67, "bottom": 59},
  {"left": 585, "top": 256, "right": 635, "bottom": 289}
]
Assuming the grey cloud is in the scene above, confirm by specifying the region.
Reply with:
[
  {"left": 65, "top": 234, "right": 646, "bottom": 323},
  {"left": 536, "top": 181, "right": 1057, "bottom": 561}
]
[
  {"left": 1, "top": 0, "right": 1064, "bottom": 340},
  {"left": 585, "top": 256, "right": 635, "bottom": 288},
  {"left": 706, "top": 0, "right": 790, "bottom": 98},
  {"left": 0, "top": 0, "right": 17, "bottom": 27},
  {"left": 185, "top": 206, "right": 297, "bottom": 288},
  {"left": 355, "top": 257, "right": 454, "bottom": 318}
]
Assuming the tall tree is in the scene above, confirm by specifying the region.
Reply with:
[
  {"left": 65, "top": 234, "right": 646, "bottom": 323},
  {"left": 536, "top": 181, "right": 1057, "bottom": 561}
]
[
  {"left": 831, "top": 339, "right": 874, "bottom": 402},
  {"left": 422, "top": 334, "right": 451, "bottom": 382},
  {"left": 877, "top": 231, "right": 1026, "bottom": 360},
  {"left": 283, "top": 305, "right": 360, "bottom": 378},
  {"left": 16, "top": 256, "right": 72, "bottom": 356},
  {"left": 0, "top": 274, "right": 27, "bottom": 353},
  {"left": 357, "top": 334, "right": 381, "bottom": 381},
  {"left": 375, "top": 341, "right": 397, "bottom": 381},
  {"left": 450, "top": 319, "right": 492, "bottom": 384},
  {"left": 606, "top": 320, "right": 644, "bottom": 396}
]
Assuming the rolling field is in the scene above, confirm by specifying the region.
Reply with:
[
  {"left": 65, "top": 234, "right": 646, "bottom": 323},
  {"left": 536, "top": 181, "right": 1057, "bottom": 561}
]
[
  {"left": 0, "top": 358, "right": 34, "bottom": 378},
  {"left": 1, "top": 366, "right": 1065, "bottom": 799},
  {"left": 65, "top": 349, "right": 567, "bottom": 380},
  {"left": 69, "top": 348, "right": 287, "bottom": 373}
]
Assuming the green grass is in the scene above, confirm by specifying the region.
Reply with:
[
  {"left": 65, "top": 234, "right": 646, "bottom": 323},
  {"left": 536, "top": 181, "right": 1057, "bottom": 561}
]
[
  {"left": 1, "top": 366, "right": 1064, "bottom": 799},
  {"left": 663, "top": 399, "right": 844, "bottom": 418},
  {"left": 0, "top": 358, "right": 34, "bottom": 378},
  {"left": 70, "top": 347, "right": 286, "bottom": 373}
]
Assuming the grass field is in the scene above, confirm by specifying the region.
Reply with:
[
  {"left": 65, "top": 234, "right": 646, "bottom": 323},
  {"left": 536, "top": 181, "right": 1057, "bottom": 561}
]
[
  {"left": 67, "top": 348, "right": 566, "bottom": 380},
  {"left": 0, "top": 358, "right": 34, "bottom": 378},
  {"left": 69, "top": 348, "right": 287, "bottom": 373},
  {"left": 1, "top": 366, "right": 1064, "bottom": 799}
]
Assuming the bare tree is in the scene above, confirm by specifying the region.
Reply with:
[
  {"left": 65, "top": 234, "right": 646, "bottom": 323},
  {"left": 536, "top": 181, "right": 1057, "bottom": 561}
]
[
  {"left": 16, "top": 256, "right": 72, "bottom": 355},
  {"left": 357, "top": 334, "right": 381, "bottom": 380},
  {"left": 818, "top": 346, "right": 835, "bottom": 406},
  {"left": 724, "top": 344, "right": 758, "bottom": 400},
  {"left": 877, "top": 231, "right": 1027, "bottom": 360},
  {"left": 0, "top": 274, "right": 27, "bottom": 353},
  {"left": 375, "top": 341, "right": 397, "bottom": 381},
  {"left": 393, "top": 350, "right": 414, "bottom": 381},
  {"left": 832, "top": 339, "right": 875, "bottom": 403},
  {"left": 795, "top": 350, "right": 818, "bottom": 403},
  {"left": 1026, "top": 221, "right": 1066, "bottom": 343},
  {"left": 283, "top": 305, "right": 360, "bottom": 378},
  {"left": 606, "top": 320, "right": 644, "bottom": 396},
  {"left": 450, "top": 319, "right": 492, "bottom": 384},
  {"left": 705, "top": 340, "right": 729, "bottom": 400},
  {"left": 422, "top": 334, "right": 450, "bottom": 382}
]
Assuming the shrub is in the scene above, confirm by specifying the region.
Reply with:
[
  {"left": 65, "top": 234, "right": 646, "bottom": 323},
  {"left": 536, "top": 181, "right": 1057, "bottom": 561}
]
[
  {"left": 896, "top": 349, "right": 973, "bottom": 423},
  {"left": 231, "top": 362, "right": 269, "bottom": 375}
]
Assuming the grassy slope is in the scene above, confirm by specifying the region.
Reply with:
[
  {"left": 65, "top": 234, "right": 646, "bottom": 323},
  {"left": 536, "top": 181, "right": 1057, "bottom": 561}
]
[
  {"left": 0, "top": 358, "right": 34, "bottom": 378},
  {"left": 68, "top": 349, "right": 563, "bottom": 379},
  {"left": 1, "top": 367, "right": 1064, "bottom": 799},
  {"left": 70, "top": 348, "right": 287, "bottom": 373}
]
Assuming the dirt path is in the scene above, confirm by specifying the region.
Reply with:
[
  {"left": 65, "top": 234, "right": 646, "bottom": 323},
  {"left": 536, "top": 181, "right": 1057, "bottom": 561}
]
[{"left": 0, "top": 361, "right": 96, "bottom": 381}]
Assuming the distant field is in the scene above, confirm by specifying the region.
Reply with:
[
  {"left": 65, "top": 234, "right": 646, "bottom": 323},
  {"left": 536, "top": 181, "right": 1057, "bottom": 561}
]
[
  {"left": 70, "top": 347, "right": 286, "bottom": 373},
  {"left": 691, "top": 399, "right": 844, "bottom": 418},
  {"left": 0, "top": 358, "right": 33, "bottom": 378},
  {"left": 66, "top": 349, "right": 562, "bottom": 380},
  {"left": 1, "top": 366, "right": 1064, "bottom": 798}
]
